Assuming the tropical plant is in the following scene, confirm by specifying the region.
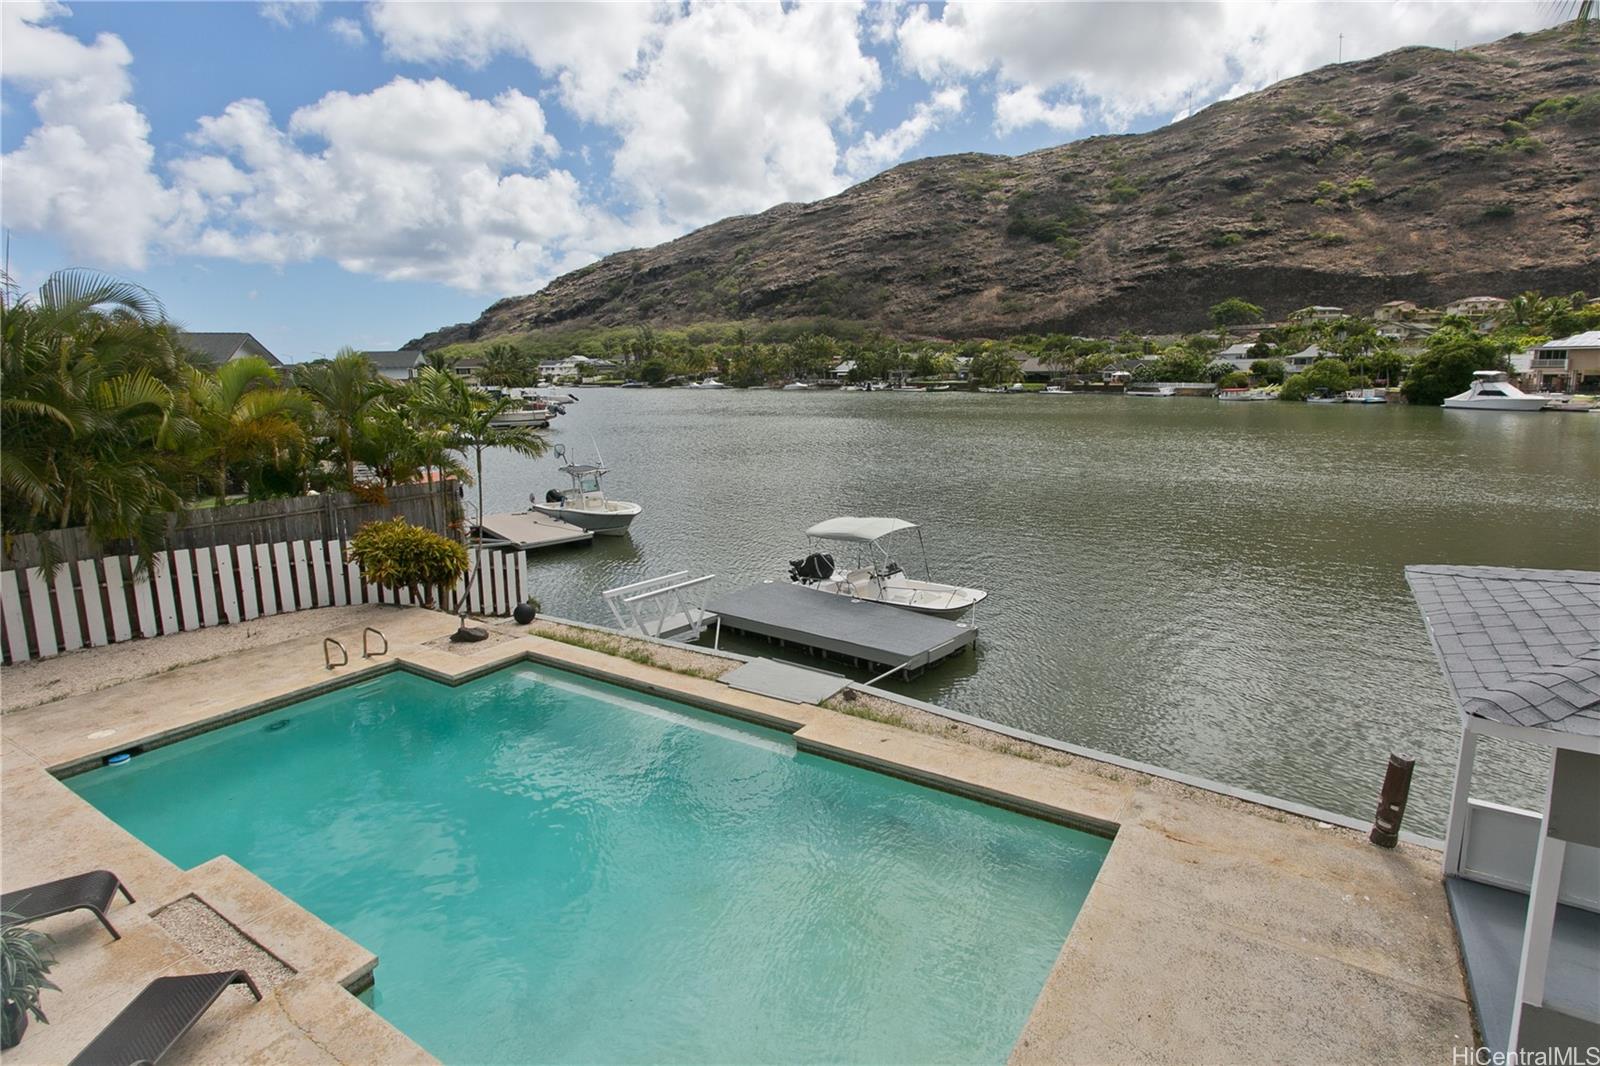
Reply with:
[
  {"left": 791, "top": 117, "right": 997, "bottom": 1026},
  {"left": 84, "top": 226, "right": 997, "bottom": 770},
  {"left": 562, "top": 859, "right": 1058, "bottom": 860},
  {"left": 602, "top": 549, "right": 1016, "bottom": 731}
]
[
  {"left": 1, "top": 269, "right": 194, "bottom": 571},
  {"left": 1249, "top": 359, "right": 1287, "bottom": 384},
  {"left": 2, "top": 916, "right": 57, "bottom": 1047},
  {"left": 346, "top": 518, "right": 469, "bottom": 606},
  {"left": 476, "top": 343, "right": 535, "bottom": 388},
  {"left": 417, "top": 372, "right": 548, "bottom": 545},
  {"left": 968, "top": 349, "right": 1021, "bottom": 388},
  {"left": 294, "top": 349, "right": 382, "bottom": 486},
  {"left": 182, "top": 357, "right": 306, "bottom": 503}
]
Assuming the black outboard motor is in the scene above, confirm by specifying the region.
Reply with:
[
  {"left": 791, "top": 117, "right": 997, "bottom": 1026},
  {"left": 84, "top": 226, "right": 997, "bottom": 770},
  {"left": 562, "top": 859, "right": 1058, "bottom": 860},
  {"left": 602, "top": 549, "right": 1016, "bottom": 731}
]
[
  {"left": 788, "top": 552, "right": 836, "bottom": 584},
  {"left": 544, "top": 489, "right": 565, "bottom": 504}
]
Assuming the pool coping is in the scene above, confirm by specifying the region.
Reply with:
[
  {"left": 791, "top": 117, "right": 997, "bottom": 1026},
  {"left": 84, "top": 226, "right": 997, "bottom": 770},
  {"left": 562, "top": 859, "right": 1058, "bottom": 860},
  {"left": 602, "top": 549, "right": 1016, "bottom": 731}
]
[{"left": 2, "top": 610, "right": 1476, "bottom": 1064}]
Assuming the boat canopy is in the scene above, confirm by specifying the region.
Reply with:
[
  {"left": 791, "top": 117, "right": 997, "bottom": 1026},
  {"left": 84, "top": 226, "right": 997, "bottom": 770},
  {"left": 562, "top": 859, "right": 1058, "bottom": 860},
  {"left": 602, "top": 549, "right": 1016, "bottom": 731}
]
[
  {"left": 558, "top": 464, "right": 606, "bottom": 476},
  {"left": 804, "top": 516, "right": 918, "bottom": 543}
]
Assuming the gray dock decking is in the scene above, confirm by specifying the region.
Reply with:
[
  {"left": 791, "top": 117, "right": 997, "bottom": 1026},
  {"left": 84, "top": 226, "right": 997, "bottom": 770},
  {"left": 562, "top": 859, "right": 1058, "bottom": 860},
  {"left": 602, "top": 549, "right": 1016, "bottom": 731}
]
[
  {"left": 706, "top": 580, "right": 976, "bottom": 673},
  {"left": 475, "top": 512, "right": 593, "bottom": 550}
]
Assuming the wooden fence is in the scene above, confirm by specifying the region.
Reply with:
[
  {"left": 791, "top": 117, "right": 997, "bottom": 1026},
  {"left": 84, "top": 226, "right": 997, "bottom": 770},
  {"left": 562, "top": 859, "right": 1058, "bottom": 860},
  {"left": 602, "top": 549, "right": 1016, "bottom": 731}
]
[
  {"left": 2, "top": 480, "right": 461, "bottom": 571},
  {"left": 0, "top": 540, "right": 527, "bottom": 664}
]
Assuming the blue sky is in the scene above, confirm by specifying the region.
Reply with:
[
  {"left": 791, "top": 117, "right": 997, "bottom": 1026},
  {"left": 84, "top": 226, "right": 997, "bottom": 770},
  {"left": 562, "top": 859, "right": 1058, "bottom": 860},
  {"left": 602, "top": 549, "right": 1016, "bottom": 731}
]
[{"left": 1, "top": 1, "right": 1560, "bottom": 359}]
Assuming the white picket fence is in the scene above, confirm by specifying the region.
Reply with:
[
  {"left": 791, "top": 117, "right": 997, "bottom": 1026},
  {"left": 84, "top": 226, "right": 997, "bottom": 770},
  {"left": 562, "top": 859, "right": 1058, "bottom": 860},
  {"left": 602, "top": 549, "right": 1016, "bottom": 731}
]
[{"left": 0, "top": 540, "right": 527, "bottom": 664}]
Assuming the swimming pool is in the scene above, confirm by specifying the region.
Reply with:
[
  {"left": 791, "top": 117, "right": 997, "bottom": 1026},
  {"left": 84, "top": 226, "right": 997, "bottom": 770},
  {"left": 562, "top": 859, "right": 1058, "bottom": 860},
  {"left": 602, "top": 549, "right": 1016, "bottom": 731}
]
[{"left": 70, "top": 665, "right": 1110, "bottom": 1063}]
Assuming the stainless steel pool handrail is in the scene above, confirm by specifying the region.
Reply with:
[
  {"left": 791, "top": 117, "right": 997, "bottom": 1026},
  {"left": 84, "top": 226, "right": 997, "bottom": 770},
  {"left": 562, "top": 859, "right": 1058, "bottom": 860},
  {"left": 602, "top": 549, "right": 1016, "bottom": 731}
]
[
  {"left": 362, "top": 627, "right": 388, "bottom": 659},
  {"left": 324, "top": 638, "right": 348, "bottom": 670}
]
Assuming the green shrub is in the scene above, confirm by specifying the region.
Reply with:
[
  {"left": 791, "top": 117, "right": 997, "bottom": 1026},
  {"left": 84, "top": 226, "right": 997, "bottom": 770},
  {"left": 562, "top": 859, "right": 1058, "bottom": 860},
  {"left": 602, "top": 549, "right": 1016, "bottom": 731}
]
[
  {"left": 1480, "top": 202, "right": 1516, "bottom": 221},
  {"left": 347, "top": 518, "right": 469, "bottom": 607},
  {"left": 1207, "top": 231, "right": 1244, "bottom": 249},
  {"left": 1106, "top": 178, "right": 1141, "bottom": 203}
]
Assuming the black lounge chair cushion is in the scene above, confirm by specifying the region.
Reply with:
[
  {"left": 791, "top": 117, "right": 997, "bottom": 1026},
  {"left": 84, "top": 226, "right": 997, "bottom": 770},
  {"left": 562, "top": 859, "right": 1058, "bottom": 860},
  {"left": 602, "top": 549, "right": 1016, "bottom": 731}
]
[
  {"left": 69, "top": 970, "right": 262, "bottom": 1066},
  {"left": 1, "top": 870, "right": 134, "bottom": 940}
]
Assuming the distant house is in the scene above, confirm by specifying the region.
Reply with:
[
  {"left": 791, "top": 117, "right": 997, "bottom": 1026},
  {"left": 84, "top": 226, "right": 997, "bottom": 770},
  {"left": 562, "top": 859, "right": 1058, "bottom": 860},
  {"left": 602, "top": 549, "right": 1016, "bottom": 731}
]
[
  {"left": 1531, "top": 331, "right": 1600, "bottom": 392},
  {"left": 1445, "top": 295, "right": 1507, "bottom": 319},
  {"left": 1282, "top": 344, "right": 1326, "bottom": 374},
  {"left": 1211, "top": 341, "right": 1267, "bottom": 374},
  {"left": 1017, "top": 356, "right": 1062, "bottom": 382},
  {"left": 1372, "top": 300, "right": 1419, "bottom": 322},
  {"left": 1376, "top": 320, "right": 1436, "bottom": 344},
  {"left": 177, "top": 332, "right": 283, "bottom": 367},
  {"left": 1288, "top": 306, "right": 1344, "bottom": 324},
  {"left": 361, "top": 350, "right": 424, "bottom": 381},
  {"left": 831, "top": 360, "right": 857, "bottom": 380},
  {"left": 1101, "top": 356, "right": 1152, "bottom": 383},
  {"left": 538, "top": 356, "right": 618, "bottom": 381}
]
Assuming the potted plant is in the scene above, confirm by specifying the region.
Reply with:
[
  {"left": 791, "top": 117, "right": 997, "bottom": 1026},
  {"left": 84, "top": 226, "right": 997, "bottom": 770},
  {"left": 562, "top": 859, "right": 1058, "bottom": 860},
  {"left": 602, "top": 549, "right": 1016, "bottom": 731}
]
[
  {"left": 513, "top": 595, "right": 541, "bottom": 625},
  {"left": 2, "top": 917, "right": 57, "bottom": 1050}
]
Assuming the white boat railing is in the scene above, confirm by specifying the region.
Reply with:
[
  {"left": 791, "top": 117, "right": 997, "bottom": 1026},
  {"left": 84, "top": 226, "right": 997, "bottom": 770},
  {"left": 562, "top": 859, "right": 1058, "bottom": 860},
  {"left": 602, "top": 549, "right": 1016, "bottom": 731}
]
[{"left": 602, "top": 571, "right": 717, "bottom": 641}]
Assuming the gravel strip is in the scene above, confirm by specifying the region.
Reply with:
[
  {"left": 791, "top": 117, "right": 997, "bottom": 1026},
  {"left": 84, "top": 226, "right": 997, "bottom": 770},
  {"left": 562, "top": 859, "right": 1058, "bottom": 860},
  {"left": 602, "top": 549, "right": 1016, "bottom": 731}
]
[{"left": 152, "top": 895, "right": 297, "bottom": 993}]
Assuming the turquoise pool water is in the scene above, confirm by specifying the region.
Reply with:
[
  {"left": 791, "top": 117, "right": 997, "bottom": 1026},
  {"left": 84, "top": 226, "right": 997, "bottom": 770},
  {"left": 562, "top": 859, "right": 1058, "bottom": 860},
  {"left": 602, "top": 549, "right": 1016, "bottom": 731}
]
[{"left": 69, "top": 666, "right": 1110, "bottom": 1064}]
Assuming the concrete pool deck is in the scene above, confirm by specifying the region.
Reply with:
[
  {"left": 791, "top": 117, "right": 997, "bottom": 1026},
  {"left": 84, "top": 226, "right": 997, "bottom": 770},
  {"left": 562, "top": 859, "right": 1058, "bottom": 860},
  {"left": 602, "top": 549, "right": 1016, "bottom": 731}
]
[{"left": 1, "top": 606, "right": 1475, "bottom": 1064}]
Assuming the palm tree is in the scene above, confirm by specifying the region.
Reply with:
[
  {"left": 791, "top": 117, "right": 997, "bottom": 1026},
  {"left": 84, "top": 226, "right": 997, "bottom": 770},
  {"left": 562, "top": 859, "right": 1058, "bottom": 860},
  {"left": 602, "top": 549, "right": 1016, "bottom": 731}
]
[
  {"left": 419, "top": 372, "right": 548, "bottom": 547},
  {"left": 419, "top": 349, "right": 461, "bottom": 374},
  {"left": 295, "top": 348, "right": 381, "bottom": 485},
  {"left": 183, "top": 357, "right": 305, "bottom": 503},
  {"left": 1, "top": 269, "right": 193, "bottom": 571},
  {"left": 403, "top": 369, "right": 471, "bottom": 527}
]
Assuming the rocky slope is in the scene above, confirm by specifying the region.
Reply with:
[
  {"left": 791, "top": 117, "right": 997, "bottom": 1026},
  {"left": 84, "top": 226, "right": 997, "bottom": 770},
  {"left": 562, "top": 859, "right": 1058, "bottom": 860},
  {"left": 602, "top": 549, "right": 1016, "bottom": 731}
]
[{"left": 414, "top": 25, "right": 1599, "bottom": 347}]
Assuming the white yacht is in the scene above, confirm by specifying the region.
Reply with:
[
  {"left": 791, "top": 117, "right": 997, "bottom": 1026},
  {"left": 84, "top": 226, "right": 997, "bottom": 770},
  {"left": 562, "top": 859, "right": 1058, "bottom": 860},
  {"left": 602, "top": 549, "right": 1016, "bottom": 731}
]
[
  {"left": 781, "top": 381, "right": 812, "bottom": 391},
  {"left": 529, "top": 445, "right": 642, "bottom": 535},
  {"left": 687, "top": 378, "right": 727, "bottom": 390},
  {"left": 1442, "top": 371, "right": 1549, "bottom": 412},
  {"left": 488, "top": 399, "right": 552, "bottom": 428},
  {"left": 787, "top": 516, "right": 987, "bottom": 618},
  {"left": 1125, "top": 383, "right": 1177, "bottom": 397}
]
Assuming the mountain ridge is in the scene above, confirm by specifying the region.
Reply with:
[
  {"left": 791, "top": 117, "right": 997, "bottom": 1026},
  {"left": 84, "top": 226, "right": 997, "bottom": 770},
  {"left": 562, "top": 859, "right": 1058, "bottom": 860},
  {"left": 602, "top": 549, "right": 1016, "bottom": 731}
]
[{"left": 411, "top": 25, "right": 1599, "bottom": 350}]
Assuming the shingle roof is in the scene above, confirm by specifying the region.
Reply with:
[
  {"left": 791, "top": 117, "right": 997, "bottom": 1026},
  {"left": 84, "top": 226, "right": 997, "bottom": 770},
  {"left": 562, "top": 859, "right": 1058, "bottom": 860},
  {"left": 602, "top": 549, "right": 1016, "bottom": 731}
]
[
  {"left": 360, "top": 350, "right": 422, "bottom": 370},
  {"left": 1406, "top": 566, "right": 1600, "bottom": 738},
  {"left": 177, "top": 332, "right": 282, "bottom": 366}
]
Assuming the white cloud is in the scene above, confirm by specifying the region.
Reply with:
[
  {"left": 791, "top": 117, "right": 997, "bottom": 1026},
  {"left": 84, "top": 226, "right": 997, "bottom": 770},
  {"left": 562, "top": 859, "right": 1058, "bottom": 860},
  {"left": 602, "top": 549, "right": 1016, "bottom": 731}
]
[
  {"left": 175, "top": 78, "right": 594, "bottom": 291},
  {"left": 897, "top": 0, "right": 1558, "bottom": 132},
  {"left": 259, "top": 1, "right": 321, "bottom": 29},
  {"left": 0, "top": 1, "right": 174, "bottom": 268},
  {"left": 845, "top": 86, "right": 965, "bottom": 178},
  {"left": 327, "top": 16, "right": 365, "bottom": 46},
  {"left": 369, "top": 1, "right": 892, "bottom": 224},
  {"left": 994, "top": 88, "right": 1085, "bottom": 135}
]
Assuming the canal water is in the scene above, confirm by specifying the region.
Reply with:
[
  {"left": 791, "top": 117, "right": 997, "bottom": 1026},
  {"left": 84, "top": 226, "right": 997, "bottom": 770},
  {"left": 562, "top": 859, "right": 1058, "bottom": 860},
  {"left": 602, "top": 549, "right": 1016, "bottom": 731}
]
[{"left": 479, "top": 390, "right": 1600, "bottom": 834}]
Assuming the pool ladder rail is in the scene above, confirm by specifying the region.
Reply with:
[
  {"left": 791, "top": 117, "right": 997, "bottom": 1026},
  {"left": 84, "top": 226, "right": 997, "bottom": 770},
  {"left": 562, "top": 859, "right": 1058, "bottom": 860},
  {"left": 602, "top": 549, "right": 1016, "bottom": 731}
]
[{"left": 324, "top": 628, "right": 388, "bottom": 670}]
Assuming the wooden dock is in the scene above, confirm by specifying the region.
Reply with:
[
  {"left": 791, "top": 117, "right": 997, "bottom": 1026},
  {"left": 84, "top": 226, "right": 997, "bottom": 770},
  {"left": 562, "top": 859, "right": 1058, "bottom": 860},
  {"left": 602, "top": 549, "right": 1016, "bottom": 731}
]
[
  {"left": 475, "top": 511, "right": 593, "bottom": 550},
  {"left": 706, "top": 580, "right": 977, "bottom": 676}
]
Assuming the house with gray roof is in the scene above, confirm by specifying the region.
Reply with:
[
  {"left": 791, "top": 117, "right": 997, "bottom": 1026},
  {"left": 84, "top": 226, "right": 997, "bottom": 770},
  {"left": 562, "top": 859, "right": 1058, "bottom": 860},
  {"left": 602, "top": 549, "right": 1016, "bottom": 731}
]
[
  {"left": 177, "top": 332, "right": 283, "bottom": 368},
  {"left": 361, "top": 350, "right": 424, "bottom": 381},
  {"left": 1406, "top": 565, "right": 1599, "bottom": 1059}
]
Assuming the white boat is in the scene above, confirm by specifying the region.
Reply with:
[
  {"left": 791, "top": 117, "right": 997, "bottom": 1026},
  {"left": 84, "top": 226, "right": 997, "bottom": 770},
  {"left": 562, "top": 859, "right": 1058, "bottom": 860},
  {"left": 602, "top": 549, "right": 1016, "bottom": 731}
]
[
  {"left": 1305, "top": 389, "right": 1344, "bottom": 405},
  {"left": 781, "top": 381, "right": 812, "bottom": 391},
  {"left": 1041, "top": 386, "right": 1072, "bottom": 395},
  {"left": 489, "top": 401, "right": 552, "bottom": 428},
  {"left": 1442, "top": 371, "right": 1549, "bottom": 412},
  {"left": 787, "top": 516, "right": 987, "bottom": 618},
  {"left": 1217, "top": 387, "right": 1274, "bottom": 402},
  {"left": 975, "top": 386, "right": 1010, "bottom": 394},
  {"left": 529, "top": 445, "right": 641, "bottom": 535},
  {"left": 1125, "top": 383, "right": 1176, "bottom": 397},
  {"left": 688, "top": 378, "right": 727, "bottom": 390},
  {"left": 1344, "top": 388, "right": 1388, "bottom": 404}
]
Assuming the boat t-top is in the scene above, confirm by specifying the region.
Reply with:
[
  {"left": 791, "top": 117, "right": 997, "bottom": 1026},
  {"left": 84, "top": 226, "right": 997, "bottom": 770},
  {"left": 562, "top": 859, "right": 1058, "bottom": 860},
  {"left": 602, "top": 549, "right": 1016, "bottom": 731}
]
[
  {"left": 787, "top": 516, "right": 988, "bottom": 618},
  {"left": 1442, "top": 371, "right": 1549, "bottom": 412},
  {"left": 529, "top": 444, "right": 642, "bottom": 535}
]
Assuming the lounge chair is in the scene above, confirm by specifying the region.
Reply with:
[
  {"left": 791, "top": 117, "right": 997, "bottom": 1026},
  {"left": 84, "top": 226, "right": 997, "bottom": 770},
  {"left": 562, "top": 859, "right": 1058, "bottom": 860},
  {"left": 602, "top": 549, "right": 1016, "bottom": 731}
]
[
  {"left": 68, "top": 970, "right": 262, "bottom": 1066},
  {"left": 0, "top": 870, "right": 134, "bottom": 941}
]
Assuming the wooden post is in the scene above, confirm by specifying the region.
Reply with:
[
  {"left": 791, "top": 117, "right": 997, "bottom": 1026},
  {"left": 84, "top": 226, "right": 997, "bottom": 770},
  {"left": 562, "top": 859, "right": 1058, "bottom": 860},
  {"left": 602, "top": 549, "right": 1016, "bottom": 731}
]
[{"left": 1370, "top": 754, "right": 1416, "bottom": 848}]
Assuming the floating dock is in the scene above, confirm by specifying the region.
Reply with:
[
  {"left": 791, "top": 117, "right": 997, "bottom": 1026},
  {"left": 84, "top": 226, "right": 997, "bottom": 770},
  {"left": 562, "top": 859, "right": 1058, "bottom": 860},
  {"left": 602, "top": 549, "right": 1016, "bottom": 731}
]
[
  {"left": 706, "top": 580, "right": 977, "bottom": 676},
  {"left": 475, "top": 511, "right": 593, "bottom": 550}
]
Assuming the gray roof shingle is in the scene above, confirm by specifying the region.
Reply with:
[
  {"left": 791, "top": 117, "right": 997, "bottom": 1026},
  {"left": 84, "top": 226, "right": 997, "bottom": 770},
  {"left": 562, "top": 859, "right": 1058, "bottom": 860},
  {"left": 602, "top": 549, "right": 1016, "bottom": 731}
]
[{"left": 1406, "top": 566, "right": 1600, "bottom": 738}]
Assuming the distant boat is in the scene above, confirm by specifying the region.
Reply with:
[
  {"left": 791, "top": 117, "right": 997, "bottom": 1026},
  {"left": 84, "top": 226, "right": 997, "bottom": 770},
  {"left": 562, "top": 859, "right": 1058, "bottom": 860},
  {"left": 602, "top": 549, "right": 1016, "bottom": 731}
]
[
  {"left": 1125, "top": 383, "right": 1177, "bottom": 397},
  {"left": 1041, "top": 386, "right": 1072, "bottom": 395},
  {"left": 489, "top": 400, "right": 551, "bottom": 428},
  {"left": 1217, "top": 387, "right": 1274, "bottom": 402},
  {"left": 782, "top": 381, "right": 812, "bottom": 391},
  {"left": 687, "top": 378, "right": 727, "bottom": 390},
  {"left": 1442, "top": 371, "right": 1548, "bottom": 412},
  {"left": 1305, "top": 389, "right": 1344, "bottom": 405},
  {"left": 894, "top": 385, "right": 927, "bottom": 392},
  {"left": 1345, "top": 388, "right": 1388, "bottom": 404}
]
